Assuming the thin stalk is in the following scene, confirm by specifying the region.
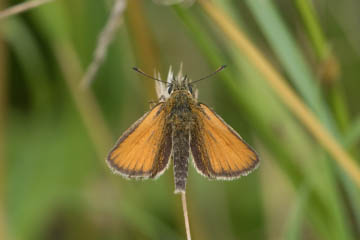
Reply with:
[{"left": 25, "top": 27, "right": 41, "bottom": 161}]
[
  {"left": 345, "top": 117, "right": 360, "bottom": 148},
  {"left": 55, "top": 43, "right": 113, "bottom": 160},
  {"left": 0, "top": 0, "right": 55, "bottom": 20},
  {"left": 198, "top": 0, "right": 360, "bottom": 188},
  {"left": 0, "top": 27, "right": 8, "bottom": 240},
  {"left": 80, "top": 0, "right": 127, "bottom": 88},
  {"left": 294, "top": 0, "right": 350, "bottom": 131},
  {"left": 181, "top": 192, "right": 191, "bottom": 240},
  {"left": 294, "top": 0, "right": 329, "bottom": 59}
]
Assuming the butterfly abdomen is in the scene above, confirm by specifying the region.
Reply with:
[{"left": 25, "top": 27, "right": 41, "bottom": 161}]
[
  {"left": 168, "top": 90, "right": 195, "bottom": 193},
  {"left": 172, "top": 127, "right": 190, "bottom": 193}
]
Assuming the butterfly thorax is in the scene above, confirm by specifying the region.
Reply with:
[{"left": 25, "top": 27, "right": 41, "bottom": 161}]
[{"left": 167, "top": 90, "right": 195, "bottom": 125}]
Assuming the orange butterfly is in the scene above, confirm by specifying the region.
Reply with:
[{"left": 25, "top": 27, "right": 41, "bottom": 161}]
[{"left": 107, "top": 66, "right": 259, "bottom": 193}]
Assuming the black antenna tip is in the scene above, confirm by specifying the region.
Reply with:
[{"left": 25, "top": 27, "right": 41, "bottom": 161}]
[
  {"left": 190, "top": 64, "right": 227, "bottom": 84},
  {"left": 132, "top": 66, "right": 168, "bottom": 84}
]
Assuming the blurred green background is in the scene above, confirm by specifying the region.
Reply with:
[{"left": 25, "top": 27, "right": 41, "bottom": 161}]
[{"left": 1, "top": 0, "right": 360, "bottom": 239}]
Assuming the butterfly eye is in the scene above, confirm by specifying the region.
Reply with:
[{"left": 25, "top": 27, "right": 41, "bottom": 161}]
[
  {"left": 188, "top": 85, "right": 193, "bottom": 94},
  {"left": 167, "top": 84, "right": 173, "bottom": 94}
]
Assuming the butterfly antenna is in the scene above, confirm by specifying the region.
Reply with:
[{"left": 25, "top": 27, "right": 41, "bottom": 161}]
[
  {"left": 133, "top": 67, "right": 168, "bottom": 84},
  {"left": 190, "top": 65, "right": 227, "bottom": 84}
]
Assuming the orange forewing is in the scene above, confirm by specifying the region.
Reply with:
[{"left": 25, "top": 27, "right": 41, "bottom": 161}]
[
  {"left": 190, "top": 104, "right": 259, "bottom": 179},
  {"left": 107, "top": 103, "right": 172, "bottom": 178}
]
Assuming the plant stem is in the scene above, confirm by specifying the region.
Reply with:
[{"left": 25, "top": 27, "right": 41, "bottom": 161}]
[
  {"left": 55, "top": 43, "right": 113, "bottom": 160},
  {"left": 0, "top": 0, "right": 55, "bottom": 20},
  {"left": 181, "top": 192, "right": 191, "bottom": 240},
  {"left": 0, "top": 23, "right": 8, "bottom": 240},
  {"left": 80, "top": 0, "right": 127, "bottom": 88},
  {"left": 294, "top": 0, "right": 329, "bottom": 59}
]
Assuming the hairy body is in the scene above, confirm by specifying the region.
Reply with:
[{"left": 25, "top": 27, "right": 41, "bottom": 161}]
[
  {"left": 107, "top": 67, "right": 259, "bottom": 193},
  {"left": 167, "top": 90, "right": 196, "bottom": 192}
]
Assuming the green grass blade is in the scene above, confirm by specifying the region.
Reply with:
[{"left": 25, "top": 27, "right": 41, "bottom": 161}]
[
  {"left": 345, "top": 117, "right": 360, "bottom": 148},
  {"left": 1, "top": 18, "right": 52, "bottom": 113},
  {"left": 245, "top": 0, "right": 339, "bottom": 136},
  {"left": 283, "top": 186, "right": 309, "bottom": 240}
]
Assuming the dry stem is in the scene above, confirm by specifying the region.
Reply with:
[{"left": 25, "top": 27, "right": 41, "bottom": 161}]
[
  {"left": 80, "top": 0, "right": 127, "bottom": 88},
  {"left": 0, "top": 0, "right": 54, "bottom": 20},
  {"left": 0, "top": 26, "right": 8, "bottom": 240},
  {"left": 56, "top": 43, "right": 113, "bottom": 160},
  {"left": 181, "top": 192, "right": 192, "bottom": 240}
]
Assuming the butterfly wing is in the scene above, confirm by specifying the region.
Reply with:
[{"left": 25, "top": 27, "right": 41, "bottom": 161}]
[
  {"left": 107, "top": 103, "right": 172, "bottom": 179},
  {"left": 190, "top": 103, "right": 259, "bottom": 179}
]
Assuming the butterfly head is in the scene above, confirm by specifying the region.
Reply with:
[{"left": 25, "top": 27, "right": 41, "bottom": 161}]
[
  {"left": 154, "top": 65, "right": 197, "bottom": 101},
  {"left": 167, "top": 74, "right": 193, "bottom": 95},
  {"left": 133, "top": 64, "right": 226, "bottom": 102}
]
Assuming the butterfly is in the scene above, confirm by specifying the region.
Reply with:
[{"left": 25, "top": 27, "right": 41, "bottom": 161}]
[{"left": 107, "top": 65, "right": 259, "bottom": 193}]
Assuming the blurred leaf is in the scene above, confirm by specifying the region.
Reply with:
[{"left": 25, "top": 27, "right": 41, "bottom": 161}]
[
  {"left": 1, "top": 18, "right": 52, "bottom": 113},
  {"left": 6, "top": 113, "right": 98, "bottom": 239},
  {"left": 245, "top": 0, "right": 339, "bottom": 136},
  {"left": 283, "top": 186, "right": 309, "bottom": 240},
  {"left": 153, "top": 0, "right": 195, "bottom": 6},
  {"left": 345, "top": 116, "right": 360, "bottom": 148},
  {"left": 294, "top": 0, "right": 329, "bottom": 59}
]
